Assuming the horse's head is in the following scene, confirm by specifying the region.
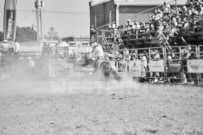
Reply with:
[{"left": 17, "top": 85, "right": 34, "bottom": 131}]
[{"left": 99, "top": 61, "right": 111, "bottom": 75}]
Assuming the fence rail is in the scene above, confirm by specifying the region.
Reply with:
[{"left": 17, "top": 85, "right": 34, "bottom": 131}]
[{"left": 109, "top": 45, "right": 203, "bottom": 85}]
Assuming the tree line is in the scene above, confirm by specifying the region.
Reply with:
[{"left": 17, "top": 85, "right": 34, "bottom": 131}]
[{"left": 0, "top": 26, "right": 60, "bottom": 42}]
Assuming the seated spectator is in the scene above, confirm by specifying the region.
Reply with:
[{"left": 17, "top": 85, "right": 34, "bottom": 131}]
[
  {"left": 130, "top": 50, "right": 138, "bottom": 60},
  {"left": 125, "top": 19, "right": 133, "bottom": 36},
  {"left": 135, "top": 22, "right": 141, "bottom": 30},
  {"left": 172, "top": 17, "right": 178, "bottom": 27},
  {"left": 112, "top": 23, "right": 116, "bottom": 29},
  {"left": 132, "top": 22, "right": 136, "bottom": 31},
  {"left": 154, "top": 50, "right": 161, "bottom": 60},
  {"left": 163, "top": 2, "right": 170, "bottom": 16},
  {"left": 183, "top": 6, "right": 187, "bottom": 12},
  {"left": 183, "top": 18, "right": 190, "bottom": 30},
  {"left": 133, "top": 21, "right": 141, "bottom": 38},
  {"left": 182, "top": 45, "right": 192, "bottom": 59},
  {"left": 167, "top": 55, "right": 172, "bottom": 61},
  {"left": 157, "top": 8, "right": 163, "bottom": 18},
  {"left": 118, "top": 25, "right": 124, "bottom": 35},
  {"left": 150, "top": 50, "right": 155, "bottom": 59},
  {"left": 199, "top": 5, "right": 203, "bottom": 15},
  {"left": 169, "top": 25, "right": 179, "bottom": 37},
  {"left": 123, "top": 48, "right": 130, "bottom": 61}
]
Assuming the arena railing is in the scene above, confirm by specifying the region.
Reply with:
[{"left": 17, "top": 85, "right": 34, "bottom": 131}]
[{"left": 110, "top": 46, "right": 203, "bottom": 85}]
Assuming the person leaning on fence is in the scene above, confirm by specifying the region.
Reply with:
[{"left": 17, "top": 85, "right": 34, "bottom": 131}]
[
  {"left": 26, "top": 57, "right": 35, "bottom": 76},
  {"left": 131, "top": 50, "right": 138, "bottom": 60},
  {"left": 181, "top": 45, "right": 192, "bottom": 84},
  {"left": 0, "top": 51, "right": 4, "bottom": 79},
  {"left": 123, "top": 48, "right": 131, "bottom": 61},
  {"left": 154, "top": 50, "right": 161, "bottom": 60},
  {"left": 139, "top": 53, "right": 147, "bottom": 77},
  {"left": 149, "top": 50, "right": 155, "bottom": 59},
  {"left": 90, "top": 24, "right": 96, "bottom": 43},
  {"left": 151, "top": 50, "right": 162, "bottom": 83},
  {"left": 189, "top": 48, "right": 199, "bottom": 84}
]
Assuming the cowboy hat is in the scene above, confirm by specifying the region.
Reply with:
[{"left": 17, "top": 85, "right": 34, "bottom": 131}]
[
  {"left": 92, "top": 42, "right": 98, "bottom": 48},
  {"left": 3, "top": 40, "right": 7, "bottom": 43},
  {"left": 27, "top": 57, "right": 32, "bottom": 60}
]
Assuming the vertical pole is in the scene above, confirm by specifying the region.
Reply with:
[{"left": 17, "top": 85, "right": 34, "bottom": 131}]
[
  {"left": 35, "top": 0, "right": 44, "bottom": 40},
  {"left": 163, "top": 47, "right": 167, "bottom": 82},
  {"left": 175, "top": 0, "right": 177, "bottom": 12},
  {"left": 35, "top": 0, "right": 40, "bottom": 41},
  {"left": 39, "top": 8, "right": 43, "bottom": 39},
  {"left": 116, "top": 4, "right": 120, "bottom": 27}
]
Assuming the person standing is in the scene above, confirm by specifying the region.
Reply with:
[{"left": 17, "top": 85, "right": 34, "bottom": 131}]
[
  {"left": 0, "top": 40, "right": 10, "bottom": 58},
  {"left": 90, "top": 24, "right": 97, "bottom": 44},
  {"left": 14, "top": 42, "right": 20, "bottom": 53},
  {"left": 0, "top": 40, "right": 12, "bottom": 74},
  {"left": 181, "top": 45, "right": 192, "bottom": 84},
  {"left": 139, "top": 53, "right": 147, "bottom": 77},
  {"left": 27, "top": 57, "right": 35, "bottom": 68}
]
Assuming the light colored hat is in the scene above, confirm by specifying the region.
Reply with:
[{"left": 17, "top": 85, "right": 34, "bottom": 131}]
[
  {"left": 187, "top": 45, "right": 192, "bottom": 50},
  {"left": 3, "top": 40, "right": 7, "bottom": 43},
  {"left": 92, "top": 42, "right": 98, "bottom": 48},
  {"left": 139, "top": 53, "right": 143, "bottom": 56},
  {"left": 27, "top": 57, "right": 32, "bottom": 60},
  {"left": 112, "top": 23, "right": 116, "bottom": 28},
  {"left": 154, "top": 50, "right": 158, "bottom": 54},
  {"left": 127, "top": 19, "right": 131, "bottom": 22},
  {"left": 168, "top": 55, "right": 172, "bottom": 60},
  {"left": 108, "top": 24, "right": 112, "bottom": 28},
  {"left": 19, "top": 57, "right": 24, "bottom": 60}
]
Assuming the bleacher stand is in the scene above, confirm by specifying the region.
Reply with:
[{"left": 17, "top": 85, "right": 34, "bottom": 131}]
[{"left": 90, "top": 0, "right": 203, "bottom": 85}]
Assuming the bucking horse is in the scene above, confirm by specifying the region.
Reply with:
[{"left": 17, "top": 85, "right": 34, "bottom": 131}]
[{"left": 82, "top": 53, "right": 121, "bottom": 81}]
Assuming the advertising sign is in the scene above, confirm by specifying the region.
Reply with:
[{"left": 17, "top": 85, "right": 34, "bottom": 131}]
[
  {"left": 148, "top": 60, "right": 165, "bottom": 72},
  {"left": 187, "top": 59, "right": 203, "bottom": 73},
  {"left": 168, "top": 60, "right": 182, "bottom": 72},
  {"left": 128, "top": 60, "right": 141, "bottom": 77},
  {"left": 3, "top": 0, "right": 17, "bottom": 41}
]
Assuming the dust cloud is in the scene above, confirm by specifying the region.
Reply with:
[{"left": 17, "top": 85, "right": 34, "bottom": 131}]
[{"left": 0, "top": 64, "right": 143, "bottom": 97}]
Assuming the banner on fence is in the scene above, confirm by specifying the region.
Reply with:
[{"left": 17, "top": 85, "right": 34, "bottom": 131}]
[
  {"left": 148, "top": 60, "right": 164, "bottom": 72},
  {"left": 50, "top": 79, "right": 67, "bottom": 94},
  {"left": 4, "top": 0, "right": 17, "bottom": 41},
  {"left": 116, "top": 60, "right": 128, "bottom": 77},
  {"left": 187, "top": 59, "right": 203, "bottom": 73},
  {"left": 129, "top": 60, "right": 142, "bottom": 77},
  {"left": 168, "top": 60, "right": 182, "bottom": 72},
  {"left": 117, "top": 61, "right": 127, "bottom": 72},
  {"left": 49, "top": 59, "right": 70, "bottom": 77}
]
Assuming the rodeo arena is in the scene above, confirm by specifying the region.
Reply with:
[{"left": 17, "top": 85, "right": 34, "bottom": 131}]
[{"left": 0, "top": 0, "right": 203, "bottom": 135}]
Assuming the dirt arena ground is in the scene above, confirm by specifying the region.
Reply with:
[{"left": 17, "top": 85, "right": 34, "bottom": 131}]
[{"left": 0, "top": 79, "right": 203, "bottom": 135}]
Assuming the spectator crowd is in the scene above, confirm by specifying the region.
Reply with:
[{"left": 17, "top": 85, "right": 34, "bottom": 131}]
[
  {"left": 105, "top": 0, "right": 203, "bottom": 47},
  {"left": 89, "top": 0, "right": 203, "bottom": 84}
]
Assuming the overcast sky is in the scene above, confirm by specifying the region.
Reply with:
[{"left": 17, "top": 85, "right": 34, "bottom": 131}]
[
  {"left": 0, "top": 0, "right": 187, "bottom": 38},
  {"left": 0, "top": 0, "right": 90, "bottom": 38}
]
